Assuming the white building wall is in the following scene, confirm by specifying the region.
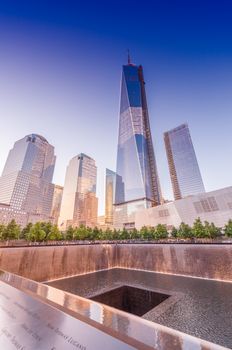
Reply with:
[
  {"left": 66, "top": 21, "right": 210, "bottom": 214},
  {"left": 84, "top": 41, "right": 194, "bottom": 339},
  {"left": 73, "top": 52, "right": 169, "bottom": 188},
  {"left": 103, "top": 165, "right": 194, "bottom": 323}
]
[{"left": 135, "top": 186, "right": 232, "bottom": 229}]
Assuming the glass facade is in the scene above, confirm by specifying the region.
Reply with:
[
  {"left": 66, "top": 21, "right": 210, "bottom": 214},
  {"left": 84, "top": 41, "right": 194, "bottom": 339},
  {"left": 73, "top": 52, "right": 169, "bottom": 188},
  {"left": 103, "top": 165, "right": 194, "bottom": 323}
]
[
  {"left": 114, "top": 62, "right": 161, "bottom": 228},
  {"left": 164, "top": 124, "right": 205, "bottom": 200},
  {"left": 59, "top": 153, "right": 98, "bottom": 229},
  {"left": 105, "top": 169, "right": 116, "bottom": 225},
  {"left": 51, "top": 185, "right": 63, "bottom": 224},
  {"left": 0, "top": 134, "right": 56, "bottom": 222}
]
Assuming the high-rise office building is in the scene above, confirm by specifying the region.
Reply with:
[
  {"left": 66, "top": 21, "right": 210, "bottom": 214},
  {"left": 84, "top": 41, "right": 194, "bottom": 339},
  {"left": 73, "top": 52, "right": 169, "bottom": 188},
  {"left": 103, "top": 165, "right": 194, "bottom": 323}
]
[
  {"left": 51, "top": 185, "right": 63, "bottom": 224},
  {"left": 105, "top": 169, "right": 116, "bottom": 225},
  {"left": 58, "top": 153, "right": 98, "bottom": 229},
  {"left": 0, "top": 134, "right": 55, "bottom": 224},
  {"left": 81, "top": 192, "right": 98, "bottom": 227},
  {"left": 114, "top": 57, "right": 161, "bottom": 229},
  {"left": 164, "top": 123, "right": 205, "bottom": 200}
]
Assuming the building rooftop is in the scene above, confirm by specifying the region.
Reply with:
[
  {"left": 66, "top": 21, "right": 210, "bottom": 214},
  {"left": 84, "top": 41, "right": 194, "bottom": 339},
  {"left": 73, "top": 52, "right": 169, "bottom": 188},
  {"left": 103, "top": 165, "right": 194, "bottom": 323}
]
[{"left": 26, "top": 133, "right": 49, "bottom": 143}]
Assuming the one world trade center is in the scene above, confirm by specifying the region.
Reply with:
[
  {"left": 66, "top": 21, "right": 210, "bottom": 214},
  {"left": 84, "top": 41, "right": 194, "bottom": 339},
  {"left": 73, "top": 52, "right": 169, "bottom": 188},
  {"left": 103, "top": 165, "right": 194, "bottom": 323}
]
[{"left": 114, "top": 56, "right": 162, "bottom": 228}]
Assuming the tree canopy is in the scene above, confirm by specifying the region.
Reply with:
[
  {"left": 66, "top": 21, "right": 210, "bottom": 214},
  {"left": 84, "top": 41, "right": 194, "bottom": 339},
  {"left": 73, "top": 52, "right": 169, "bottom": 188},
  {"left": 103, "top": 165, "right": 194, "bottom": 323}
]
[{"left": 0, "top": 218, "right": 229, "bottom": 243}]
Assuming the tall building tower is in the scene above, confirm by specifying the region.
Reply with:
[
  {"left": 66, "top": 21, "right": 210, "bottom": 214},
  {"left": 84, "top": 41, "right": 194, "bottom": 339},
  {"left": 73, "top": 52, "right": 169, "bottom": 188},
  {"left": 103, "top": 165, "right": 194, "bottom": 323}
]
[
  {"left": 0, "top": 134, "right": 56, "bottom": 222},
  {"left": 114, "top": 57, "right": 161, "bottom": 229},
  {"left": 59, "top": 153, "right": 98, "bottom": 229},
  {"left": 164, "top": 123, "right": 205, "bottom": 200},
  {"left": 105, "top": 168, "right": 116, "bottom": 225},
  {"left": 51, "top": 185, "right": 63, "bottom": 224}
]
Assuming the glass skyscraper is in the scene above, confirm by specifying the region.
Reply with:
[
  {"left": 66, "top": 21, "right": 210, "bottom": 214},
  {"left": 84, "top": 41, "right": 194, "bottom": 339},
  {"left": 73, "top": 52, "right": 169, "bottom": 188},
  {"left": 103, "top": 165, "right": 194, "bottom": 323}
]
[
  {"left": 51, "top": 184, "right": 63, "bottom": 224},
  {"left": 0, "top": 134, "right": 56, "bottom": 221},
  {"left": 114, "top": 59, "right": 161, "bottom": 228},
  {"left": 59, "top": 153, "right": 98, "bottom": 229},
  {"left": 164, "top": 123, "right": 205, "bottom": 200},
  {"left": 105, "top": 168, "right": 116, "bottom": 225}
]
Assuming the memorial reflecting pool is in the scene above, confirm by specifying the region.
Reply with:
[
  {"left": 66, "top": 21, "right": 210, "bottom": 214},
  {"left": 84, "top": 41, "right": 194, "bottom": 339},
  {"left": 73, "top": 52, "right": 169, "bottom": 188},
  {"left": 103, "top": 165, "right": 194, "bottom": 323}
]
[
  {"left": 1, "top": 243, "right": 232, "bottom": 349},
  {"left": 47, "top": 268, "right": 232, "bottom": 348}
]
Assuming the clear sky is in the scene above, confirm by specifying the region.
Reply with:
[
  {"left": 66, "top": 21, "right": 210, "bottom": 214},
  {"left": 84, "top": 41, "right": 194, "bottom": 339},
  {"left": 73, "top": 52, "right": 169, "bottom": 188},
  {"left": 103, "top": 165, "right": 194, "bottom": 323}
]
[{"left": 0, "top": 0, "right": 232, "bottom": 215}]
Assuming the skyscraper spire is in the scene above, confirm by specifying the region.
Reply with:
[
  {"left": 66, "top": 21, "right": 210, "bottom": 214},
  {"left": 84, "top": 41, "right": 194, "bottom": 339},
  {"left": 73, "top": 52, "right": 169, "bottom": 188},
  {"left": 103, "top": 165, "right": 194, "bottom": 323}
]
[{"left": 127, "top": 49, "right": 131, "bottom": 65}]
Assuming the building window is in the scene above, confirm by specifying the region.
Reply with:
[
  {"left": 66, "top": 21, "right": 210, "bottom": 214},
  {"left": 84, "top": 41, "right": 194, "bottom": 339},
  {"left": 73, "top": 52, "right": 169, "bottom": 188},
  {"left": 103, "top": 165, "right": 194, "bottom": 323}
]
[
  {"left": 158, "top": 209, "right": 170, "bottom": 217},
  {"left": 193, "top": 196, "right": 219, "bottom": 214}
]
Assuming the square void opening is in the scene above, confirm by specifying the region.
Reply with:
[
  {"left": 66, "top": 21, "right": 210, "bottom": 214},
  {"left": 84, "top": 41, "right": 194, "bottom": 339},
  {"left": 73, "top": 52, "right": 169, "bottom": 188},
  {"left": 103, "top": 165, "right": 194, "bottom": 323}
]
[{"left": 90, "top": 285, "right": 170, "bottom": 317}]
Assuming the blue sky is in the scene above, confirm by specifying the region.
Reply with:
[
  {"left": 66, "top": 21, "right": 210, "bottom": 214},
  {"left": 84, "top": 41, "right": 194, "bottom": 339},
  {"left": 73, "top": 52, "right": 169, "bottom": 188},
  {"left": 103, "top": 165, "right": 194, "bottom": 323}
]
[{"left": 0, "top": 0, "right": 232, "bottom": 214}]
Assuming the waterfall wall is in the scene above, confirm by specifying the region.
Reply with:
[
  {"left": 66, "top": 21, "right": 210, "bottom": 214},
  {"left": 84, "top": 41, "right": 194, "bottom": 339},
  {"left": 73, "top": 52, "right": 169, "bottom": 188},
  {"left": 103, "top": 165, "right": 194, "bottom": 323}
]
[{"left": 0, "top": 244, "right": 231, "bottom": 282}]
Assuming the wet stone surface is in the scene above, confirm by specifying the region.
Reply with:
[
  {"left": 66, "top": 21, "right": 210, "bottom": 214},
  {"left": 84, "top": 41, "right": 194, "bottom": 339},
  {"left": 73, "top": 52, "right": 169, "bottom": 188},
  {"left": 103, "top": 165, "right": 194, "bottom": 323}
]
[{"left": 47, "top": 268, "right": 232, "bottom": 348}]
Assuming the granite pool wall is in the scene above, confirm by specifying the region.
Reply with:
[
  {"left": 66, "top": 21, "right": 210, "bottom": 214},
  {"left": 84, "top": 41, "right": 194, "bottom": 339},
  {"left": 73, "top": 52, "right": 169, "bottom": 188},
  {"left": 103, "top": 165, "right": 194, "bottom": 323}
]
[{"left": 0, "top": 244, "right": 231, "bottom": 282}]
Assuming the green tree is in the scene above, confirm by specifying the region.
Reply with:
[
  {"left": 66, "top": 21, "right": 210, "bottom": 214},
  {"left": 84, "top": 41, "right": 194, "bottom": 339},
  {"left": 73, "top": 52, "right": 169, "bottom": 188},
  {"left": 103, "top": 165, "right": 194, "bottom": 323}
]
[
  {"left": 112, "top": 229, "right": 120, "bottom": 240},
  {"left": 26, "top": 222, "right": 46, "bottom": 242},
  {"left": 140, "top": 226, "right": 153, "bottom": 240},
  {"left": 74, "top": 225, "right": 88, "bottom": 240},
  {"left": 171, "top": 227, "right": 178, "bottom": 238},
  {"left": 192, "top": 218, "right": 206, "bottom": 238},
  {"left": 204, "top": 221, "right": 220, "bottom": 239},
  {"left": 46, "top": 225, "right": 63, "bottom": 241},
  {"left": 101, "top": 228, "right": 113, "bottom": 240},
  {"left": 178, "top": 222, "right": 193, "bottom": 239},
  {"left": 224, "top": 219, "right": 232, "bottom": 237},
  {"left": 89, "top": 227, "right": 99, "bottom": 240},
  {"left": 130, "top": 228, "right": 139, "bottom": 239},
  {"left": 65, "top": 226, "right": 75, "bottom": 240},
  {"left": 120, "top": 228, "right": 130, "bottom": 240},
  {"left": 2, "top": 220, "right": 21, "bottom": 240},
  {"left": 40, "top": 222, "right": 53, "bottom": 239},
  {"left": 0, "top": 224, "right": 6, "bottom": 240},
  {"left": 148, "top": 226, "right": 156, "bottom": 239},
  {"left": 154, "top": 224, "right": 168, "bottom": 239},
  {"left": 20, "top": 222, "right": 33, "bottom": 239},
  {"left": 106, "top": 228, "right": 114, "bottom": 240}
]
